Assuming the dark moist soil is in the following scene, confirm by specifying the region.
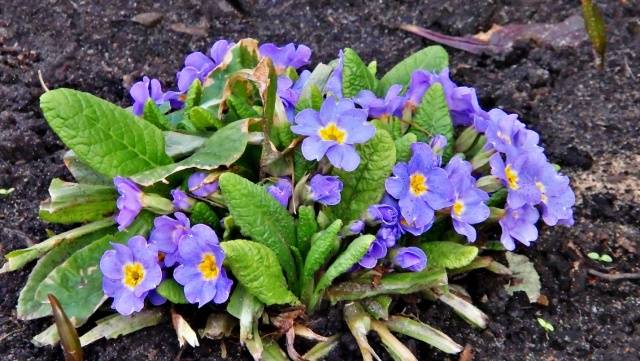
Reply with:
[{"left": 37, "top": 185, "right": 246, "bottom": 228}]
[{"left": 1, "top": 1, "right": 639, "bottom": 360}]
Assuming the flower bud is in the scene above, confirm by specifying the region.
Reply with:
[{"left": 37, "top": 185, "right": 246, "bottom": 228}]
[
  {"left": 476, "top": 175, "right": 503, "bottom": 193},
  {"left": 455, "top": 126, "right": 479, "bottom": 153}
]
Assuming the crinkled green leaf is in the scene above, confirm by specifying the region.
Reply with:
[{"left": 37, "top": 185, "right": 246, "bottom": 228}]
[
  {"left": 40, "top": 88, "right": 173, "bottom": 177},
  {"left": 420, "top": 241, "right": 478, "bottom": 269},
  {"left": 221, "top": 240, "right": 299, "bottom": 305},
  {"left": 130, "top": 119, "right": 248, "bottom": 186},
  {"left": 342, "top": 48, "right": 377, "bottom": 98},
  {"left": 219, "top": 173, "right": 297, "bottom": 284},
  {"left": 39, "top": 179, "right": 116, "bottom": 224},
  {"left": 33, "top": 213, "right": 153, "bottom": 326},
  {"left": 378, "top": 46, "right": 449, "bottom": 93},
  {"left": 301, "top": 220, "right": 342, "bottom": 304},
  {"left": 330, "top": 129, "right": 396, "bottom": 223},
  {"left": 186, "top": 106, "right": 218, "bottom": 131},
  {"left": 143, "top": 99, "right": 171, "bottom": 131},
  {"left": 156, "top": 279, "right": 188, "bottom": 304},
  {"left": 394, "top": 132, "right": 418, "bottom": 162},
  {"left": 295, "top": 205, "right": 318, "bottom": 257},
  {"left": 411, "top": 83, "right": 454, "bottom": 161},
  {"left": 228, "top": 93, "right": 260, "bottom": 119},
  {"left": 17, "top": 227, "right": 114, "bottom": 320},
  {"left": 311, "top": 234, "right": 375, "bottom": 309},
  {"left": 189, "top": 201, "right": 219, "bottom": 229},
  {"left": 504, "top": 252, "right": 541, "bottom": 303},
  {"left": 79, "top": 309, "right": 164, "bottom": 347},
  {"left": 184, "top": 79, "right": 203, "bottom": 111}
]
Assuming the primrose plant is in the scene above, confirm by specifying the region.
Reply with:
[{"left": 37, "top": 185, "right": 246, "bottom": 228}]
[{"left": 2, "top": 38, "right": 575, "bottom": 360}]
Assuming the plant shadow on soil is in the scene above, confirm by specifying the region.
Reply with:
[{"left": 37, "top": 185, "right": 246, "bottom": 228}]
[{"left": 1, "top": 1, "right": 639, "bottom": 360}]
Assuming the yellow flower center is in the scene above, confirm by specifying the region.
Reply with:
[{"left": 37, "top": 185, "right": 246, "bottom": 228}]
[
  {"left": 505, "top": 164, "right": 519, "bottom": 190},
  {"left": 409, "top": 172, "right": 428, "bottom": 196},
  {"left": 198, "top": 252, "right": 219, "bottom": 281},
  {"left": 122, "top": 262, "right": 145, "bottom": 289},
  {"left": 536, "top": 181, "right": 548, "bottom": 203},
  {"left": 453, "top": 199, "right": 465, "bottom": 217},
  {"left": 318, "top": 122, "right": 347, "bottom": 144}
]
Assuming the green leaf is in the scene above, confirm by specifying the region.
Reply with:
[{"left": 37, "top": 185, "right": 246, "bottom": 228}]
[
  {"left": 384, "top": 315, "right": 463, "bottom": 354},
  {"left": 296, "top": 63, "right": 333, "bottom": 111},
  {"left": 326, "top": 268, "right": 447, "bottom": 303},
  {"left": 163, "top": 131, "right": 206, "bottom": 159},
  {"left": 486, "top": 188, "right": 508, "bottom": 207},
  {"left": 411, "top": 83, "right": 454, "bottom": 160},
  {"left": 40, "top": 88, "right": 173, "bottom": 177},
  {"left": 39, "top": 179, "right": 116, "bottom": 224},
  {"left": 156, "top": 279, "right": 188, "bottom": 304},
  {"left": 330, "top": 129, "right": 396, "bottom": 223},
  {"left": 581, "top": 0, "right": 607, "bottom": 66},
  {"left": 1, "top": 218, "right": 115, "bottom": 274},
  {"left": 143, "top": 100, "right": 172, "bottom": 131},
  {"left": 537, "top": 318, "right": 554, "bottom": 333},
  {"left": 394, "top": 133, "right": 417, "bottom": 162},
  {"left": 301, "top": 220, "right": 343, "bottom": 304},
  {"left": 218, "top": 173, "right": 297, "bottom": 285},
  {"left": 504, "top": 252, "right": 541, "bottom": 303},
  {"left": 221, "top": 240, "right": 299, "bottom": 305},
  {"left": 62, "top": 151, "right": 112, "bottom": 186},
  {"left": 189, "top": 202, "right": 219, "bottom": 229},
  {"left": 79, "top": 309, "right": 164, "bottom": 347},
  {"left": 378, "top": 46, "right": 448, "bottom": 93},
  {"left": 228, "top": 93, "right": 260, "bottom": 119},
  {"left": 184, "top": 79, "right": 203, "bottom": 111},
  {"left": 587, "top": 251, "right": 600, "bottom": 260},
  {"left": 295, "top": 205, "right": 318, "bottom": 257},
  {"left": 342, "top": 48, "right": 377, "bottom": 98},
  {"left": 362, "top": 295, "right": 392, "bottom": 320},
  {"left": 17, "top": 228, "right": 114, "bottom": 320},
  {"left": 420, "top": 241, "right": 478, "bottom": 269},
  {"left": 33, "top": 213, "right": 153, "bottom": 326},
  {"left": 130, "top": 119, "right": 249, "bottom": 186},
  {"left": 186, "top": 107, "right": 217, "bottom": 130},
  {"left": 294, "top": 148, "right": 316, "bottom": 181},
  {"left": 311, "top": 234, "right": 376, "bottom": 309},
  {"left": 226, "top": 285, "right": 263, "bottom": 343},
  {"left": 295, "top": 85, "right": 324, "bottom": 112}
]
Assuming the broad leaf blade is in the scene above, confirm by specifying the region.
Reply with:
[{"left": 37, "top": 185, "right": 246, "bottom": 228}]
[
  {"left": 221, "top": 240, "right": 299, "bottom": 305},
  {"left": 295, "top": 205, "right": 318, "bottom": 257},
  {"left": 379, "top": 46, "right": 449, "bottom": 93},
  {"left": 394, "top": 132, "right": 418, "bottom": 162},
  {"left": 342, "top": 48, "right": 377, "bottom": 98},
  {"left": 131, "top": 119, "right": 249, "bottom": 185},
  {"left": 39, "top": 179, "right": 116, "bottom": 224},
  {"left": 301, "top": 220, "right": 342, "bottom": 304},
  {"left": 385, "top": 315, "right": 463, "bottom": 354},
  {"left": 411, "top": 83, "right": 454, "bottom": 160},
  {"left": 420, "top": 241, "right": 478, "bottom": 269},
  {"left": 330, "top": 129, "right": 396, "bottom": 223},
  {"left": 156, "top": 279, "right": 188, "bottom": 304},
  {"left": 33, "top": 213, "right": 153, "bottom": 325},
  {"left": 40, "top": 88, "right": 173, "bottom": 177},
  {"left": 219, "top": 173, "right": 297, "bottom": 285},
  {"left": 504, "top": 252, "right": 541, "bottom": 303}
]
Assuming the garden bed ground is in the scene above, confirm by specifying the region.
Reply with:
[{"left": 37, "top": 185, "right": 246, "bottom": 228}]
[{"left": 1, "top": 1, "right": 639, "bottom": 360}]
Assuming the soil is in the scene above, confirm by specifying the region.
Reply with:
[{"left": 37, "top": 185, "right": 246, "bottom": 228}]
[{"left": 1, "top": 0, "right": 639, "bottom": 360}]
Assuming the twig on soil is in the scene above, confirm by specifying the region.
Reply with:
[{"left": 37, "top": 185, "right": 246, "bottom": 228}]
[
  {"left": 587, "top": 269, "right": 640, "bottom": 281},
  {"left": 38, "top": 70, "right": 50, "bottom": 92}
]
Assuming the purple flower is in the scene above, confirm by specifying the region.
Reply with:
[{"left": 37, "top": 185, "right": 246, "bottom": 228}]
[
  {"left": 499, "top": 205, "right": 540, "bottom": 250},
  {"left": 358, "top": 238, "right": 387, "bottom": 269},
  {"left": 267, "top": 178, "right": 293, "bottom": 207},
  {"left": 490, "top": 151, "right": 546, "bottom": 208},
  {"left": 391, "top": 247, "right": 428, "bottom": 272},
  {"left": 149, "top": 212, "right": 191, "bottom": 267},
  {"left": 259, "top": 43, "right": 312, "bottom": 71},
  {"left": 445, "top": 156, "right": 490, "bottom": 242},
  {"left": 533, "top": 164, "right": 575, "bottom": 226},
  {"left": 148, "top": 290, "right": 167, "bottom": 306},
  {"left": 376, "top": 226, "right": 401, "bottom": 248},
  {"left": 385, "top": 143, "right": 453, "bottom": 233},
  {"left": 292, "top": 96, "right": 375, "bottom": 171},
  {"left": 348, "top": 220, "right": 365, "bottom": 234},
  {"left": 354, "top": 84, "right": 405, "bottom": 119},
  {"left": 309, "top": 174, "right": 343, "bottom": 205},
  {"left": 368, "top": 203, "right": 399, "bottom": 227},
  {"left": 188, "top": 172, "right": 219, "bottom": 198},
  {"left": 324, "top": 50, "right": 344, "bottom": 98},
  {"left": 404, "top": 69, "right": 488, "bottom": 127},
  {"left": 277, "top": 70, "right": 311, "bottom": 122},
  {"left": 173, "top": 226, "right": 233, "bottom": 307},
  {"left": 484, "top": 109, "right": 541, "bottom": 154},
  {"left": 171, "top": 189, "right": 193, "bottom": 212},
  {"left": 176, "top": 40, "right": 234, "bottom": 93},
  {"left": 130, "top": 76, "right": 176, "bottom": 116},
  {"left": 100, "top": 236, "right": 162, "bottom": 315},
  {"left": 114, "top": 177, "right": 143, "bottom": 231}
]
